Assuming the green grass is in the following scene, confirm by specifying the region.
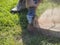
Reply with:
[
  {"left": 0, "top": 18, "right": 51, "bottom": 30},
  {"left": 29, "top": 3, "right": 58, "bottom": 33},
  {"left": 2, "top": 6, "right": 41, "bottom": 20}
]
[{"left": 0, "top": 0, "right": 60, "bottom": 45}]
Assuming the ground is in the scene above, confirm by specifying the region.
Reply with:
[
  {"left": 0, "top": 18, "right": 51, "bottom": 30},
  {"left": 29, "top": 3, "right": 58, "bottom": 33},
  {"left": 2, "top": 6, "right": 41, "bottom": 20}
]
[{"left": 0, "top": 0, "right": 60, "bottom": 45}]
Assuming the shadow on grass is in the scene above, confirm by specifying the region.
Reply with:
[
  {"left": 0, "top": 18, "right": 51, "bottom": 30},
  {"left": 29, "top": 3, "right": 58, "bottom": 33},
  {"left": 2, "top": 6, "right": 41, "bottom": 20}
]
[{"left": 17, "top": 8, "right": 60, "bottom": 45}]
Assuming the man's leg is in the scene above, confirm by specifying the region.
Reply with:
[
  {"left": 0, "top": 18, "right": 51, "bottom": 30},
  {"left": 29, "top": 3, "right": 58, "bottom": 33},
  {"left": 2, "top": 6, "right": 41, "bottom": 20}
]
[
  {"left": 27, "top": 7, "right": 36, "bottom": 32},
  {"left": 11, "top": 0, "right": 26, "bottom": 12},
  {"left": 26, "top": 0, "right": 39, "bottom": 32}
]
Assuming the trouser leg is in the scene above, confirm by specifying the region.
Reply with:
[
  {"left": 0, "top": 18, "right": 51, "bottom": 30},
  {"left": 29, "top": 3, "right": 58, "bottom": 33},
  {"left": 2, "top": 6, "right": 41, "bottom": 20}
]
[
  {"left": 26, "top": 0, "right": 38, "bottom": 24},
  {"left": 27, "top": 7, "right": 36, "bottom": 24},
  {"left": 26, "top": 0, "right": 40, "bottom": 32},
  {"left": 27, "top": 7, "right": 36, "bottom": 32}
]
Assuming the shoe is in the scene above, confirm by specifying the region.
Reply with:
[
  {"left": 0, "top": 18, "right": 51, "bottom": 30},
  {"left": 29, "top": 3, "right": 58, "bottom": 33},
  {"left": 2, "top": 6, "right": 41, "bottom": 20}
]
[{"left": 11, "top": 0, "right": 26, "bottom": 12}]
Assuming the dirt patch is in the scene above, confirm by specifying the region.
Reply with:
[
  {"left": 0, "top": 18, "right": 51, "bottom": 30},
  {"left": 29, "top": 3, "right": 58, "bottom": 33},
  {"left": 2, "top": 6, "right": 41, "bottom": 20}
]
[{"left": 33, "top": 7, "right": 60, "bottom": 38}]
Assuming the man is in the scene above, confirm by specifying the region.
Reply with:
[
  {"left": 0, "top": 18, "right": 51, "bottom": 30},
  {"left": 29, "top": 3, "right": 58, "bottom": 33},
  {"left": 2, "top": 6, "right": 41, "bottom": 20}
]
[{"left": 11, "top": 0, "right": 40, "bottom": 32}]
